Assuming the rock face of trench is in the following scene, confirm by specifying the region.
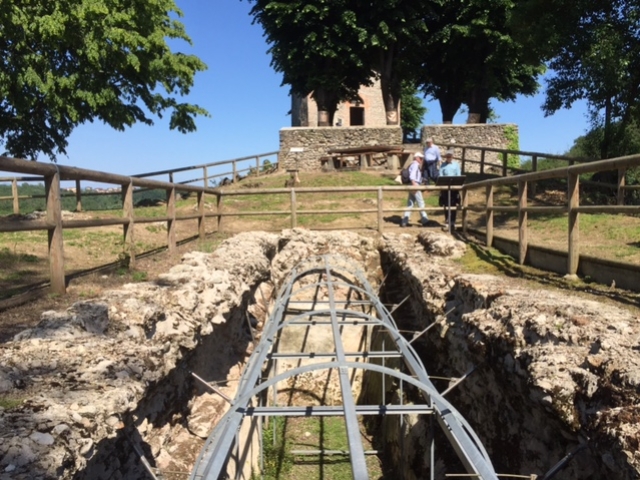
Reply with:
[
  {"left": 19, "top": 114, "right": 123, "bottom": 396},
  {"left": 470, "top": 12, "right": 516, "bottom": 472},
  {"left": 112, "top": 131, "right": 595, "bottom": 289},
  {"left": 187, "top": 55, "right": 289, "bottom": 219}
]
[
  {"left": 0, "top": 228, "right": 638, "bottom": 479},
  {"left": 377, "top": 231, "right": 640, "bottom": 479}
]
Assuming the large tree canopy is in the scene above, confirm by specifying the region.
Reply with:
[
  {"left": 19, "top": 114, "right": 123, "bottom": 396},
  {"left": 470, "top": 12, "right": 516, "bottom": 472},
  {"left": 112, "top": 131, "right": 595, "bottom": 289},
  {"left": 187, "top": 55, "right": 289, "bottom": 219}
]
[
  {"left": 249, "top": 0, "right": 373, "bottom": 126},
  {"left": 419, "top": 0, "right": 543, "bottom": 123},
  {"left": 0, "top": 0, "right": 208, "bottom": 160},
  {"left": 536, "top": 0, "right": 640, "bottom": 158},
  {"left": 249, "top": 0, "right": 545, "bottom": 126}
]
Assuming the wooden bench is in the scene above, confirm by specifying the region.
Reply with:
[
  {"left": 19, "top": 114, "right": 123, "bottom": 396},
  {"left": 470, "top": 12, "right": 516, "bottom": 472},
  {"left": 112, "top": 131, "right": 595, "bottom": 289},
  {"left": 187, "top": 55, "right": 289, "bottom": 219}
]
[{"left": 324, "top": 145, "right": 405, "bottom": 170}]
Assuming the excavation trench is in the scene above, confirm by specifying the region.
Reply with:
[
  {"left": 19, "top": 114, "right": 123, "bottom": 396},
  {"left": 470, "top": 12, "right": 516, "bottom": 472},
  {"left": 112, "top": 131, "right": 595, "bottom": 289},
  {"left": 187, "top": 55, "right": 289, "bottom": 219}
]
[{"left": 3, "top": 230, "right": 639, "bottom": 479}]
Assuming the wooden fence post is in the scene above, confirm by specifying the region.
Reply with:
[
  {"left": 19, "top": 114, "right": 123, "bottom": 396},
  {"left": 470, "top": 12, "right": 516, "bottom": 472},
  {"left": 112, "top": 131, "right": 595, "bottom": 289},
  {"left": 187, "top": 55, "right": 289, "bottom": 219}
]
[
  {"left": 502, "top": 152, "right": 508, "bottom": 177},
  {"left": 486, "top": 184, "right": 494, "bottom": 248},
  {"left": 45, "top": 171, "right": 66, "bottom": 294},
  {"left": 197, "top": 191, "right": 205, "bottom": 240},
  {"left": 216, "top": 193, "right": 223, "bottom": 233},
  {"left": 290, "top": 189, "right": 297, "bottom": 228},
  {"left": 11, "top": 178, "right": 19, "bottom": 214},
  {"left": 233, "top": 161, "right": 237, "bottom": 183},
  {"left": 567, "top": 172, "right": 580, "bottom": 276},
  {"left": 461, "top": 188, "right": 468, "bottom": 236},
  {"left": 461, "top": 148, "right": 466, "bottom": 174},
  {"left": 256, "top": 156, "right": 260, "bottom": 177},
  {"left": 122, "top": 180, "right": 135, "bottom": 268},
  {"left": 518, "top": 180, "right": 528, "bottom": 265},
  {"left": 618, "top": 168, "right": 626, "bottom": 206},
  {"left": 75, "top": 179, "right": 82, "bottom": 212},
  {"left": 167, "top": 186, "right": 176, "bottom": 253},
  {"left": 480, "top": 150, "right": 486, "bottom": 175},
  {"left": 531, "top": 155, "right": 538, "bottom": 198},
  {"left": 377, "top": 187, "right": 383, "bottom": 234},
  {"left": 203, "top": 166, "right": 208, "bottom": 188}
]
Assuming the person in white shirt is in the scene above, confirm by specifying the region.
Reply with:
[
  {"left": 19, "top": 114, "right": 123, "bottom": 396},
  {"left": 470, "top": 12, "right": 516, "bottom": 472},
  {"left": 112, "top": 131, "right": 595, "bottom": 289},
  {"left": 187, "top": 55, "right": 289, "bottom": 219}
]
[
  {"left": 401, "top": 152, "right": 429, "bottom": 227},
  {"left": 422, "top": 137, "right": 442, "bottom": 184}
]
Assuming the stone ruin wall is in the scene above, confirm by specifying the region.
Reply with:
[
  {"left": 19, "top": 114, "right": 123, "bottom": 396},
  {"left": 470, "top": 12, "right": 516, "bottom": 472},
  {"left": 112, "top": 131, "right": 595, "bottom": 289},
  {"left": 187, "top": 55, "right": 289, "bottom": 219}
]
[
  {"left": 422, "top": 123, "right": 519, "bottom": 174},
  {"left": 279, "top": 126, "right": 403, "bottom": 172},
  {"left": 278, "top": 124, "right": 518, "bottom": 173}
]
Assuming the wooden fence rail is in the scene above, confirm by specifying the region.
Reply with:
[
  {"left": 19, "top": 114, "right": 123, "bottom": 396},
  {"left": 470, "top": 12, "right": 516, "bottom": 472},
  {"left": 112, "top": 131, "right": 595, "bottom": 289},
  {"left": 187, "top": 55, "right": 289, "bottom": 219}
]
[
  {"left": 448, "top": 143, "right": 637, "bottom": 204},
  {"left": 2, "top": 147, "right": 640, "bottom": 296},
  {"left": 0, "top": 155, "right": 224, "bottom": 294},
  {"left": 463, "top": 153, "right": 640, "bottom": 276},
  {"left": 0, "top": 151, "right": 278, "bottom": 215}
]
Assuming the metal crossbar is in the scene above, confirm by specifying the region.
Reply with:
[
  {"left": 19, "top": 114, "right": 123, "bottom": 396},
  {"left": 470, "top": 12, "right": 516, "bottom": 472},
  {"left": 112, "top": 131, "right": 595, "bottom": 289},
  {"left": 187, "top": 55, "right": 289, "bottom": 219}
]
[{"left": 189, "top": 254, "right": 499, "bottom": 480}]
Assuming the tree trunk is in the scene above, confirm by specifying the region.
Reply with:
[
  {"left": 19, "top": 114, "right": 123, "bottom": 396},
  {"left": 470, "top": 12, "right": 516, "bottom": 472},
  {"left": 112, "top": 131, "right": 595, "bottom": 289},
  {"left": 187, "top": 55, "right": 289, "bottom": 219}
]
[
  {"left": 466, "top": 85, "right": 490, "bottom": 123},
  {"left": 379, "top": 48, "right": 401, "bottom": 125},
  {"left": 601, "top": 97, "right": 612, "bottom": 159},
  {"left": 438, "top": 95, "right": 462, "bottom": 123},
  {"left": 312, "top": 88, "right": 338, "bottom": 127}
]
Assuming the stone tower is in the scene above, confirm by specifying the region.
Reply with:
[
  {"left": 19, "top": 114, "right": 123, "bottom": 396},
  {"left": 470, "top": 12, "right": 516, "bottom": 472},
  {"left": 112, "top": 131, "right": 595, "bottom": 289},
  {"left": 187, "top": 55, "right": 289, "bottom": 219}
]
[{"left": 291, "top": 78, "right": 389, "bottom": 127}]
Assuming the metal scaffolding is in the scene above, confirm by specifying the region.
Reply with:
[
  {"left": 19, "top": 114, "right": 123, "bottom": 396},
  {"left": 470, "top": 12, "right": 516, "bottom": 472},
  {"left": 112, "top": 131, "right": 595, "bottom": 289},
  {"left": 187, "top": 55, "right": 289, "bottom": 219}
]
[{"left": 189, "top": 254, "right": 499, "bottom": 480}]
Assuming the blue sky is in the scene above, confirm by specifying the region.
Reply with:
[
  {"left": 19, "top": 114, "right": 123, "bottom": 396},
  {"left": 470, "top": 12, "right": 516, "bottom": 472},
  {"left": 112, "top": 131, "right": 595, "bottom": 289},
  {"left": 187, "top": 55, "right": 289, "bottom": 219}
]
[{"left": 9, "top": 0, "right": 591, "bottom": 181}]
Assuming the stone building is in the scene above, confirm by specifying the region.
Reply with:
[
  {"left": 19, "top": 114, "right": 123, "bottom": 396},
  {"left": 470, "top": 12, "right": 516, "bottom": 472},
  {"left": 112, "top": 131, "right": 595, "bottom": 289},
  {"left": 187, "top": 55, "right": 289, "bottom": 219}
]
[{"left": 291, "top": 78, "right": 388, "bottom": 127}]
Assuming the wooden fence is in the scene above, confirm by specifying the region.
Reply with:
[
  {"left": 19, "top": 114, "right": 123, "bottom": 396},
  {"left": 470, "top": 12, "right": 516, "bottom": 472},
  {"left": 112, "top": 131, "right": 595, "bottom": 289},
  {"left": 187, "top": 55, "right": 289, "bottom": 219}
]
[
  {"left": 461, "top": 153, "right": 640, "bottom": 277},
  {"left": 0, "top": 152, "right": 278, "bottom": 215},
  {"left": 447, "top": 143, "right": 640, "bottom": 204},
  {"left": 1, "top": 147, "right": 640, "bottom": 296}
]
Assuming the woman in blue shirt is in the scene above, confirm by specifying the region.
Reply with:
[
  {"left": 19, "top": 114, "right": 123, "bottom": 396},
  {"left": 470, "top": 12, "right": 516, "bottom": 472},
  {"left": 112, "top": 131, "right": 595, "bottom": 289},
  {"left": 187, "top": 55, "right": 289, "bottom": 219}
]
[{"left": 438, "top": 150, "right": 462, "bottom": 231}]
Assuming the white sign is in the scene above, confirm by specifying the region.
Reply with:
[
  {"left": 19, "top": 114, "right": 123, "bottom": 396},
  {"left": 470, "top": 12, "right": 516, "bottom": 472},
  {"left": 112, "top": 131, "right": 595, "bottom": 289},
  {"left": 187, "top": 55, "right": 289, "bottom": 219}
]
[{"left": 290, "top": 147, "right": 304, "bottom": 153}]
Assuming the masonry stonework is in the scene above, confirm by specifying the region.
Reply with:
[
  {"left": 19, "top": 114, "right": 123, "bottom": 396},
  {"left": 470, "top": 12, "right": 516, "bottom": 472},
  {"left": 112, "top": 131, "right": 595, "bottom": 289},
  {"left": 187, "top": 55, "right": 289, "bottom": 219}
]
[
  {"left": 421, "top": 124, "right": 519, "bottom": 173},
  {"left": 279, "top": 126, "right": 403, "bottom": 172},
  {"left": 278, "top": 123, "right": 519, "bottom": 173}
]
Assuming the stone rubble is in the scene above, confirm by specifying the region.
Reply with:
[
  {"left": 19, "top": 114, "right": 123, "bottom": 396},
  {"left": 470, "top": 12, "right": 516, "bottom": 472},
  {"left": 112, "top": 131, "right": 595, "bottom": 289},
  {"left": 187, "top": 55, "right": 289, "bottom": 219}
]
[
  {"left": 0, "top": 228, "right": 638, "bottom": 479},
  {"left": 378, "top": 232, "right": 640, "bottom": 479}
]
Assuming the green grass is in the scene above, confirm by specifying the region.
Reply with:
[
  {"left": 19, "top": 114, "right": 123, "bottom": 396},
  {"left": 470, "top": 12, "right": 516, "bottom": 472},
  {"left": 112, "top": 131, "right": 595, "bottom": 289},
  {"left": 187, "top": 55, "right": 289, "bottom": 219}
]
[
  {"left": 0, "top": 396, "right": 23, "bottom": 410},
  {"left": 257, "top": 416, "right": 382, "bottom": 480},
  {"left": 260, "top": 417, "right": 293, "bottom": 480}
]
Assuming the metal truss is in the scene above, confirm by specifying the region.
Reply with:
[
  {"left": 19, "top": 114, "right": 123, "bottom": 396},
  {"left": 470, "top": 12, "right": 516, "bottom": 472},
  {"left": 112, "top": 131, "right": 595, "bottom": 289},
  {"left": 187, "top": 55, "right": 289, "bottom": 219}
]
[{"left": 189, "top": 254, "right": 499, "bottom": 480}]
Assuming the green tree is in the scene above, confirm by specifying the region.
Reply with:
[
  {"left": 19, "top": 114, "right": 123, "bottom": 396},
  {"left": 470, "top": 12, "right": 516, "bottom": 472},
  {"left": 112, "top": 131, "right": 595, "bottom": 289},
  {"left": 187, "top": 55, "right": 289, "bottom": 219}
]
[
  {"left": 248, "top": 0, "right": 372, "bottom": 126},
  {"left": 419, "top": 0, "right": 544, "bottom": 123},
  {"left": 518, "top": 0, "right": 640, "bottom": 159},
  {"left": 0, "top": 0, "right": 208, "bottom": 160},
  {"left": 400, "top": 83, "right": 427, "bottom": 142},
  {"left": 355, "top": 0, "right": 433, "bottom": 125}
]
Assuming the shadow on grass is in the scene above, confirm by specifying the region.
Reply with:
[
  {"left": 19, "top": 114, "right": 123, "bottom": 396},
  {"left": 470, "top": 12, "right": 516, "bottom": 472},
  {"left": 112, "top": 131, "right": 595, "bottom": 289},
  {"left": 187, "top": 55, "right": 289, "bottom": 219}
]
[
  {"left": 465, "top": 239, "right": 640, "bottom": 310},
  {"left": 0, "top": 249, "right": 48, "bottom": 299}
]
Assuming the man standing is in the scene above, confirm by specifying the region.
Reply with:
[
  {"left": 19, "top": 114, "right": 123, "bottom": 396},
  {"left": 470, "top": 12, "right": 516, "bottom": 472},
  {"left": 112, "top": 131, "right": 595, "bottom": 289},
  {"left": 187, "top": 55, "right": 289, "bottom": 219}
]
[
  {"left": 438, "top": 149, "right": 462, "bottom": 231},
  {"left": 423, "top": 137, "right": 441, "bottom": 184},
  {"left": 401, "top": 152, "right": 429, "bottom": 227}
]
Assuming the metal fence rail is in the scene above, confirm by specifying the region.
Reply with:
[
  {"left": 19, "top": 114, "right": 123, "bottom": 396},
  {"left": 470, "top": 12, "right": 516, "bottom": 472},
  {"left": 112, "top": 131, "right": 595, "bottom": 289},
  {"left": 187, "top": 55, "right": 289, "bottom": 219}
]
[{"left": 189, "top": 254, "right": 499, "bottom": 480}]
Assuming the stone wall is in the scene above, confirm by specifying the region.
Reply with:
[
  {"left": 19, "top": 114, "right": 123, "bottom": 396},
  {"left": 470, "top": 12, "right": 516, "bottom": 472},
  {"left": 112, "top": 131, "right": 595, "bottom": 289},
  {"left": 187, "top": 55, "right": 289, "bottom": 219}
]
[
  {"left": 278, "top": 123, "right": 517, "bottom": 173},
  {"left": 421, "top": 124, "right": 519, "bottom": 173},
  {"left": 279, "top": 126, "right": 403, "bottom": 172}
]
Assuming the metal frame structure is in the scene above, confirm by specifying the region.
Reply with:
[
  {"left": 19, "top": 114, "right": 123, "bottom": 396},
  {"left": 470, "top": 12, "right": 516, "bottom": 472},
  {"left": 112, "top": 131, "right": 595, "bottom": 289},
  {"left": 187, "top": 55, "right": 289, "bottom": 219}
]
[{"left": 189, "top": 254, "right": 499, "bottom": 480}]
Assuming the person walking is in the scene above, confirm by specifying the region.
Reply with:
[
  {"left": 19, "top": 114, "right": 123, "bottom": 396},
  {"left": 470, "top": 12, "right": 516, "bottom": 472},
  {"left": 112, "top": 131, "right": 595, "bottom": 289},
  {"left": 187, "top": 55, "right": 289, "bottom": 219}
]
[
  {"left": 401, "top": 152, "right": 429, "bottom": 227},
  {"left": 423, "top": 137, "right": 442, "bottom": 184},
  {"left": 438, "top": 149, "right": 462, "bottom": 231}
]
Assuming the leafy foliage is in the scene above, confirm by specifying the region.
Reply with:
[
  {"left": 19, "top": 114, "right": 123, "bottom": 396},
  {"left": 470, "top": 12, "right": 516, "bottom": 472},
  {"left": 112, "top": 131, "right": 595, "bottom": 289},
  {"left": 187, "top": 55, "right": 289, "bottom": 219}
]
[
  {"left": 419, "top": 0, "right": 544, "bottom": 123},
  {"left": 400, "top": 82, "right": 427, "bottom": 142},
  {"left": 0, "top": 0, "right": 208, "bottom": 160},
  {"left": 248, "top": 0, "right": 372, "bottom": 124},
  {"left": 529, "top": 0, "right": 640, "bottom": 158},
  {"left": 249, "top": 0, "right": 544, "bottom": 125}
]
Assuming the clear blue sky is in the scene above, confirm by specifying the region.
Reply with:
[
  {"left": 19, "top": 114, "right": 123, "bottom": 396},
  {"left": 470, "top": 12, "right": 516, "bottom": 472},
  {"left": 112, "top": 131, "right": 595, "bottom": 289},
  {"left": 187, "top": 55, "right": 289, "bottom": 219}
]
[{"left": 28, "top": 1, "right": 591, "bottom": 180}]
